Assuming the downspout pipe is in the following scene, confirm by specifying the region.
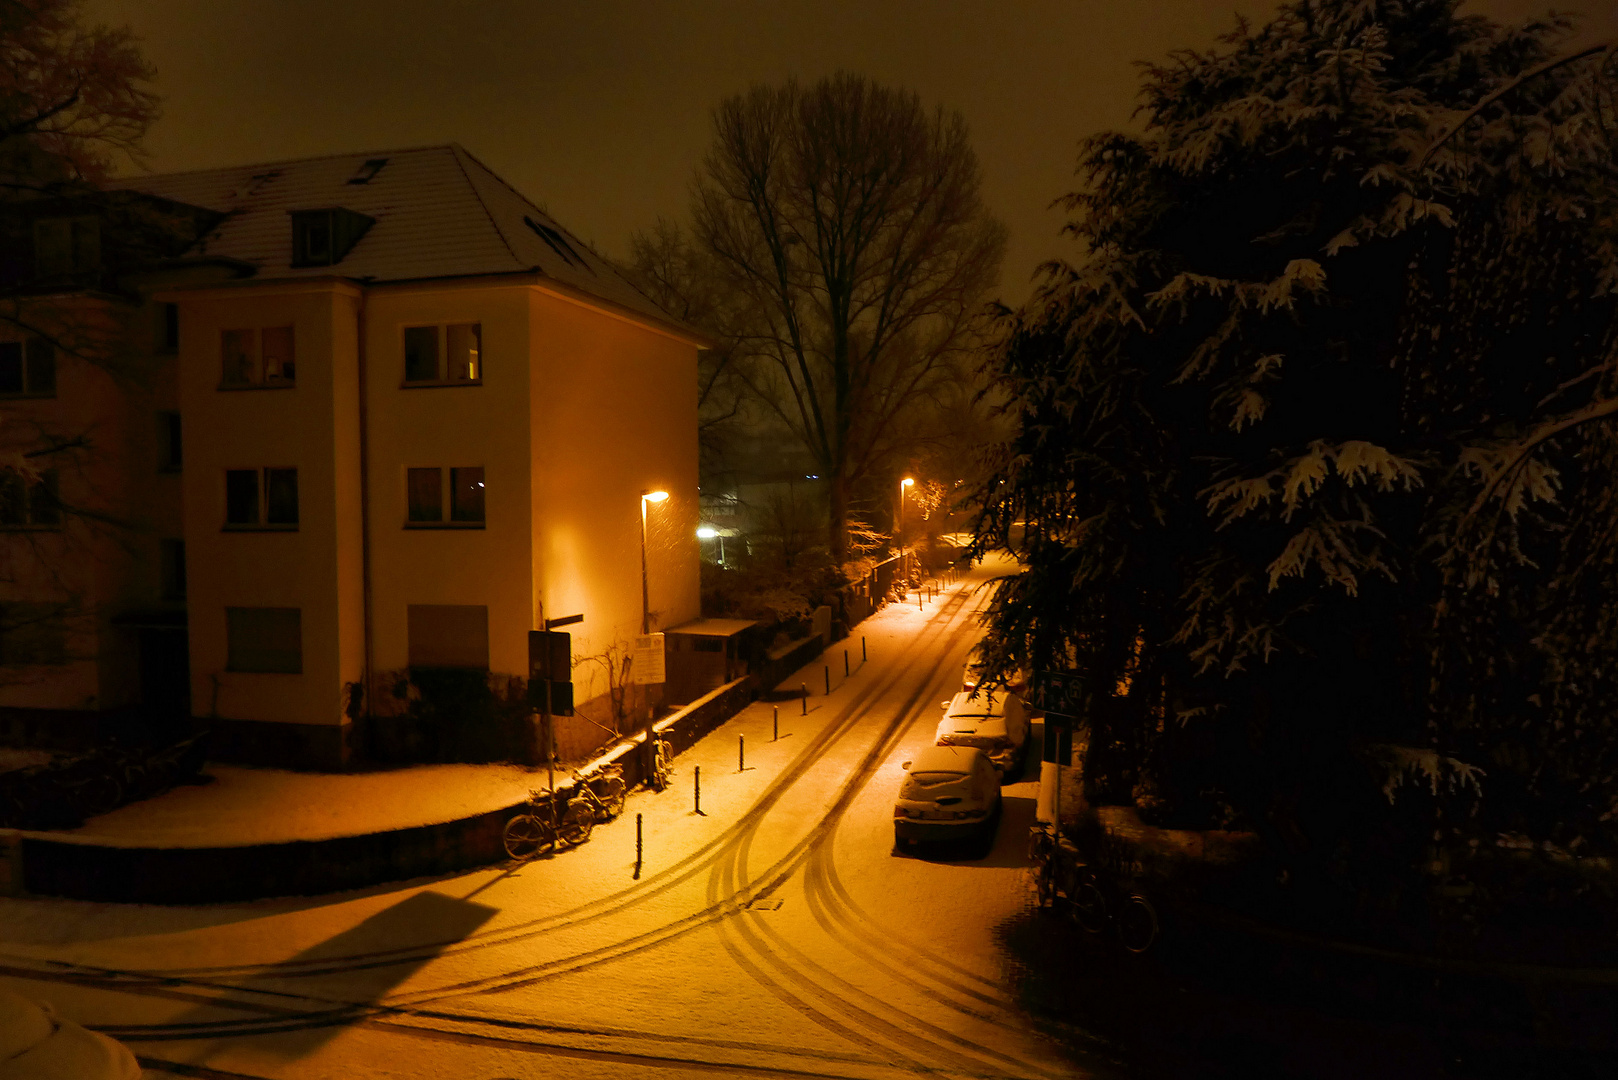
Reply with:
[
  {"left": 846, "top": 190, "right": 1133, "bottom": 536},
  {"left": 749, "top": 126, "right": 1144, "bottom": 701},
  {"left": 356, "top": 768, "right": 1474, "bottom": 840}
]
[{"left": 356, "top": 282, "right": 375, "bottom": 762}]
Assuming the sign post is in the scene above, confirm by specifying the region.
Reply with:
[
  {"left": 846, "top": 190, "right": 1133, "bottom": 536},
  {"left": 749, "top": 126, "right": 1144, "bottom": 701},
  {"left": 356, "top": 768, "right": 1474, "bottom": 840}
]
[{"left": 529, "top": 628, "right": 577, "bottom": 791}]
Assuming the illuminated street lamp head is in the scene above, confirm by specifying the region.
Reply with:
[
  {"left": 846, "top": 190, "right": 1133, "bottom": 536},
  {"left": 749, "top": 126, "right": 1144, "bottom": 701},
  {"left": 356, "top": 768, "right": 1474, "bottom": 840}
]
[
  {"left": 642, "top": 490, "right": 669, "bottom": 504},
  {"left": 901, "top": 477, "right": 915, "bottom": 488},
  {"left": 697, "top": 526, "right": 718, "bottom": 539}
]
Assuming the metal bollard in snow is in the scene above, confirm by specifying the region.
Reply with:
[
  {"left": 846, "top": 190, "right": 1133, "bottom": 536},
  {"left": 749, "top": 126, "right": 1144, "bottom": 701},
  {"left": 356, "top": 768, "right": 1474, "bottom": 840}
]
[
  {"left": 694, "top": 766, "right": 705, "bottom": 816},
  {"left": 773, "top": 705, "right": 779, "bottom": 741},
  {"left": 634, "top": 813, "right": 643, "bottom": 879},
  {"left": 739, "top": 734, "right": 745, "bottom": 772},
  {"left": 862, "top": 636, "right": 867, "bottom": 662},
  {"left": 801, "top": 683, "right": 807, "bottom": 715},
  {"left": 824, "top": 665, "right": 831, "bottom": 695},
  {"left": 844, "top": 649, "right": 849, "bottom": 677}
]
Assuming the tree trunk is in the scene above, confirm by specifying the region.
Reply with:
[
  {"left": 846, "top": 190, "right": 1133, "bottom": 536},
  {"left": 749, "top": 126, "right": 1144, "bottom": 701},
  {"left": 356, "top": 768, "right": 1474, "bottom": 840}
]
[{"left": 828, "top": 474, "right": 849, "bottom": 566}]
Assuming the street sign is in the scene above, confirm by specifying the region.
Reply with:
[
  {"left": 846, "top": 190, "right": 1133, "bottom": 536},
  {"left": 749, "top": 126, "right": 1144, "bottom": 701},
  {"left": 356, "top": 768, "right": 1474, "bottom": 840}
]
[
  {"left": 1042, "top": 722, "right": 1073, "bottom": 765},
  {"left": 1029, "top": 669, "right": 1086, "bottom": 719},
  {"left": 631, "top": 633, "right": 666, "bottom": 685},
  {"left": 528, "top": 630, "right": 575, "bottom": 715},
  {"left": 546, "top": 613, "right": 584, "bottom": 629}
]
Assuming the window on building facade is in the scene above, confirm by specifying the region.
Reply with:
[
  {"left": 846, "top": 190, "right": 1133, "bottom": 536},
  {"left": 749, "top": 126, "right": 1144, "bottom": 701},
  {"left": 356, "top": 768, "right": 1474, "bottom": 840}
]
[
  {"left": 161, "top": 538, "right": 186, "bottom": 600},
  {"left": 0, "top": 602, "right": 68, "bottom": 666},
  {"left": 221, "top": 326, "right": 295, "bottom": 387},
  {"left": 226, "top": 607, "right": 302, "bottom": 673},
  {"left": 290, "top": 208, "right": 374, "bottom": 268},
  {"left": 33, "top": 217, "right": 99, "bottom": 280},
  {"left": 224, "top": 467, "right": 298, "bottom": 528},
  {"left": 406, "top": 604, "right": 489, "bottom": 670},
  {"left": 158, "top": 411, "right": 182, "bottom": 472},
  {"left": 0, "top": 469, "right": 60, "bottom": 529},
  {"left": 0, "top": 338, "right": 56, "bottom": 397},
  {"left": 402, "top": 323, "right": 480, "bottom": 384},
  {"left": 404, "top": 466, "right": 483, "bottom": 526},
  {"left": 162, "top": 303, "right": 180, "bottom": 352}
]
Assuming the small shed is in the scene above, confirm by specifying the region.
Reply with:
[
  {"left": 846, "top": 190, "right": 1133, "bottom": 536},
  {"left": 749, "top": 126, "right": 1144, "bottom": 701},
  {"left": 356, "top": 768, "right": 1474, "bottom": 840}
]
[{"left": 663, "top": 618, "right": 758, "bottom": 704}]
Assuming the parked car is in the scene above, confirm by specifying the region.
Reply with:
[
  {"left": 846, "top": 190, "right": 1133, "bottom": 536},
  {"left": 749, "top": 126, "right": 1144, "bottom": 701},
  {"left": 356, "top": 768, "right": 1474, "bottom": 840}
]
[
  {"left": 961, "top": 643, "right": 1030, "bottom": 697},
  {"left": 935, "top": 690, "right": 1029, "bottom": 779},
  {"left": 893, "top": 744, "right": 1002, "bottom": 847},
  {"left": 0, "top": 989, "right": 141, "bottom": 1079}
]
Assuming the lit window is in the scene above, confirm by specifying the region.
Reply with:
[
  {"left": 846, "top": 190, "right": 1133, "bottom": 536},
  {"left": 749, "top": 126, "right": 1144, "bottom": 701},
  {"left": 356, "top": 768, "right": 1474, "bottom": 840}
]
[
  {"left": 226, "top": 607, "right": 302, "bottom": 673},
  {"left": 0, "top": 469, "right": 61, "bottom": 529},
  {"left": 402, "top": 323, "right": 481, "bottom": 385},
  {"left": 221, "top": 327, "right": 295, "bottom": 388},
  {"left": 0, "top": 338, "right": 56, "bottom": 397},
  {"left": 224, "top": 467, "right": 297, "bottom": 529}
]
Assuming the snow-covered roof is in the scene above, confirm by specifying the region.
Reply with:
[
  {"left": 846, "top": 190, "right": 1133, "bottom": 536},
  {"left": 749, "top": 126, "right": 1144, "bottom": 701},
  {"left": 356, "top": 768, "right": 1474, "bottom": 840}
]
[{"left": 104, "top": 144, "right": 685, "bottom": 334}]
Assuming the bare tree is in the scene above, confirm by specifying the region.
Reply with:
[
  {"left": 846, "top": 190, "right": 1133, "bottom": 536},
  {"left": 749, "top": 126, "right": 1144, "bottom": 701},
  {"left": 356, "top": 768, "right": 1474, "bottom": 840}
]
[{"left": 691, "top": 73, "right": 1005, "bottom": 564}]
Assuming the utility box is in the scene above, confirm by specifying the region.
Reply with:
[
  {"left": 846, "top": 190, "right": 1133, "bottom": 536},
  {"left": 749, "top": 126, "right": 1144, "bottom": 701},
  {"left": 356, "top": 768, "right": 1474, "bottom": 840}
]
[{"left": 663, "top": 619, "right": 758, "bottom": 705}]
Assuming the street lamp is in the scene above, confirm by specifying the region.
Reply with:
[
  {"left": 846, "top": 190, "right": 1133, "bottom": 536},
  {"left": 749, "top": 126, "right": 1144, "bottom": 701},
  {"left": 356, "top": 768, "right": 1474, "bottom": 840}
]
[
  {"left": 898, "top": 477, "right": 915, "bottom": 555},
  {"left": 697, "top": 525, "right": 724, "bottom": 564},
  {"left": 640, "top": 490, "right": 669, "bottom": 635}
]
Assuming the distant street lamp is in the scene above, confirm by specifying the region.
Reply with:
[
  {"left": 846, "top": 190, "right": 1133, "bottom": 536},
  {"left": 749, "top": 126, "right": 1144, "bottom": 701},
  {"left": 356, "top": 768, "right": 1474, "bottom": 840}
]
[
  {"left": 640, "top": 490, "right": 669, "bottom": 635},
  {"left": 697, "top": 525, "right": 725, "bottom": 564},
  {"left": 899, "top": 477, "right": 915, "bottom": 556}
]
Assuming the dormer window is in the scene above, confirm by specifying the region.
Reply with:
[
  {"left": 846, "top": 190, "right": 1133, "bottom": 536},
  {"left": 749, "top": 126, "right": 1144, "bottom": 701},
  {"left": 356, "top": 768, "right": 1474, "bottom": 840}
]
[
  {"left": 290, "top": 208, "right": 375, "bottom": 268},
  {"left": 347, "top": 158, "right": 388, "bottom": 185}
]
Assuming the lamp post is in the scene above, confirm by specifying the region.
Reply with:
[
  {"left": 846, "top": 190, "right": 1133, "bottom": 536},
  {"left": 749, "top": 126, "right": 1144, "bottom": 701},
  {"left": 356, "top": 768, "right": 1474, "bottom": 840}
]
[
  {"left": 698, "top": 525, "right": 724, "bottom": 565},
  {"left": 640, "top": 490, "right": 669, "bottom": 635},
  {"left": 898, "top": 477, "right": 915, "bottom": 568}
]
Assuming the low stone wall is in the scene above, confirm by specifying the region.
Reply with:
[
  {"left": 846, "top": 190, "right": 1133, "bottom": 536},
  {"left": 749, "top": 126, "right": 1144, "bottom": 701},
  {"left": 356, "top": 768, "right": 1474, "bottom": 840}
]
[{"left": 12, "top": 677, "right": 757, "bottom": 904}]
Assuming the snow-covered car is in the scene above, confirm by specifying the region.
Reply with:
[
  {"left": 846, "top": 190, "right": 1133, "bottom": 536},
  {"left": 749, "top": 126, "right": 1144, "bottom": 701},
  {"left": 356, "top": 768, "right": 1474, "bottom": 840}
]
[
  {"left": 894, "top": 744, "right": 1002, "bottom": 847},
  {"left": 934, "top": 690, "right": 1029, "bottom": 779},
  {"left": 961, "top": 644, "right": 1029, "bottom": 696},
  {"left": 0, "top": 989, "right": 141, "bottom": 1079}
]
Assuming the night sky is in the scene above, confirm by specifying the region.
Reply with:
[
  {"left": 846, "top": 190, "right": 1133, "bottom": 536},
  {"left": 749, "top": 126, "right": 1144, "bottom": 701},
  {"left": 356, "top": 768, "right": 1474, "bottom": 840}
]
[{"left": 89, "top": 0, "right": 1613, "bottom": 302}]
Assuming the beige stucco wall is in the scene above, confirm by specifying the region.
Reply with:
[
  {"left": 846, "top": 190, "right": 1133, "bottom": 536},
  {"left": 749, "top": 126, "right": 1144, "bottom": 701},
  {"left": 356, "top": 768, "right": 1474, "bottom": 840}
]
[{"left": 176, "top": 282, "right": 358, "bottom": 728}]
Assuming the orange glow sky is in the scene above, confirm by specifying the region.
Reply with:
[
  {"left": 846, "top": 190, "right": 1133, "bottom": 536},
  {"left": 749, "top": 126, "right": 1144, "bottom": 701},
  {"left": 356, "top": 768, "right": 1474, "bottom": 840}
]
[{"left": 89, "top": 0, "right": 1613, "bottom": 303}]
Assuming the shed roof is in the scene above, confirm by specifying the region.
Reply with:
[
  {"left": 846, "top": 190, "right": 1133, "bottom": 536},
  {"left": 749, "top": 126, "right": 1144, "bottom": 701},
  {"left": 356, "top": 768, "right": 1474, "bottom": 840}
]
[
  {"left": 665, "top": 618, "right": 758, "bottom": 638},
  {"left": 104, "top": 144, "right": 693, "bottom": 337}
]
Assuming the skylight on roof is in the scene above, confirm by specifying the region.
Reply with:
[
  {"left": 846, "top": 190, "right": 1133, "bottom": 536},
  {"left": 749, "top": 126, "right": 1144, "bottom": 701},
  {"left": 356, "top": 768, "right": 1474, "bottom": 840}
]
[
  {"left": 347, "top": 158, "right": 388, "bottom": 185},
  {"left": 523, "top": 215, "right": 594, "bottom": 275}
]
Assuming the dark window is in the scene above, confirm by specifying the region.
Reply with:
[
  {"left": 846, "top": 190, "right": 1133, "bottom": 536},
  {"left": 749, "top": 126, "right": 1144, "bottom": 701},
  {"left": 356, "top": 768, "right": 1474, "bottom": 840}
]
[
  {"left": 161, "top": 538, "right": 186, "bottom": 600},
  {"left": 403, "top": 326, "right": 439, "bottom": 382},
  {"left": 407, "top": 604, "right": 489, "bottom": 670},
  {"left": 162, "top": 303, "right": 180, "bottom": 351},
  {"left": 158, "top": 411, "right": 182, "bottom": 471},
  {"left": 450, "top": 467, "right": 485, "bottom": 522},
  {"left": 222, "top": 329, "right": 256, "bottom": 386},
  {"left": 0, "top": 470, "right": 59, "bottom": 529},
  {"left": 34, "top": 217, "right": 99, "bottom": 279},
  {"left": 265, "top": 468, "right": 299, "bottom": 525},
  {"left": 226, "top": 607, "right": 302, "bottom": 673},
  {"left": 225, "top": 470, "right": 260, "bottom": 526},
  {"left": 407, "top": 467, "right": 442, "bottom": 522},
  {"left": 294, "top": 211, "right": 333, "bottom": 266},
  {"left": 0, "top": 602, "right": 68, "bottom": 666},
  {"left": 0, "top": 339, "right": 56, "bottom": 397}
]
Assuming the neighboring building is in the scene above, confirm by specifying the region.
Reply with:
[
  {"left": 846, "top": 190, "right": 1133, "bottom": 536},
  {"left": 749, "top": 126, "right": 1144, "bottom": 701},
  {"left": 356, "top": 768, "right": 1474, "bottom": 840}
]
[{"left": 1, "top": 145, "right": 704, "bottom": 769}]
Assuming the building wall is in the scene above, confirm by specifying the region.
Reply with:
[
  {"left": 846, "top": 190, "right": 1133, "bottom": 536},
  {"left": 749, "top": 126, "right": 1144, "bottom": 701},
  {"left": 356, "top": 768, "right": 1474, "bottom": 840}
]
[
  {"left": 176, "top": 282, "right": 358, "bottom": 732},
  {"left": 0, "top": 296, "right": 181, "bottom": 723},
  {"left": 527, "top": 287, "right": 700, "bottom": 710},
  {"left": 363, "top": 281, "right": 533, "bottom": 686}
]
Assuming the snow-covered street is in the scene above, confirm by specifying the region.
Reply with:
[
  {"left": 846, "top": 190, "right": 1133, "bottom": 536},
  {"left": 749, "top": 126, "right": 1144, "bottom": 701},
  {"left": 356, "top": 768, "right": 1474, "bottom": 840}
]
[{"left": 0, "top": 560, "right": 1115, "bottom": 1079}]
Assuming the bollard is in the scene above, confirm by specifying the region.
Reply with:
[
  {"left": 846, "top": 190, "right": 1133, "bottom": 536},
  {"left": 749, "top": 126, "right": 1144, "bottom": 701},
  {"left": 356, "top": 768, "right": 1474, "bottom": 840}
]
[
  {"left": 739, "top": 734, "right": 745, "bottom": 772},
  {"left": 918, "top": 590, "right": 923, "bottom": 610},
  {"left": 694, "top": 766, "right": 704, "bottom": 815},
  {"left": 801, "top": 683, "right": 807, "bottom": 715},
  {"left": 862, "top": 636, "right": 867, "bottom": 662},
  {"left": 634, "top": 813, "right": 643, "bottom": 879},
  {"left": 844, "top": 649, "right": 849, "bottom": 677},
  {"left": 773, "top": 705, "right": 779, "bottom": 740},
  {"left": 824, "top": 665, "right": 831, "bottom": 695}
]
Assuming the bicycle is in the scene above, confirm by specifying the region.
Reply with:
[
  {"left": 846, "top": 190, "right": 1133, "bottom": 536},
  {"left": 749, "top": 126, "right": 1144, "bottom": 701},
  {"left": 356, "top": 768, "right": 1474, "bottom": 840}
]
[
  {"left": 502, "top": 786, "right": 594, "bottom": 860},
  {"left": 1067, "top": 865, "right": 1160, "bottom": 953},
  {"left": 647, "top": 735, "right": 673, "bottom": 792},
  {"left": 572, "top": 764, "right": 627, "bottom": 823}
]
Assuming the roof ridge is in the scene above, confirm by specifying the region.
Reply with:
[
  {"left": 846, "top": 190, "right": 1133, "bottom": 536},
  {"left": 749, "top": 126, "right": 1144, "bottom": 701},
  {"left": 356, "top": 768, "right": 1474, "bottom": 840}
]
[
  {"left": 448, "top": 145, "right": 527, "bottom": 271},
  {"left": 105, "top": 143, "right": 461, "bottom": 185}
]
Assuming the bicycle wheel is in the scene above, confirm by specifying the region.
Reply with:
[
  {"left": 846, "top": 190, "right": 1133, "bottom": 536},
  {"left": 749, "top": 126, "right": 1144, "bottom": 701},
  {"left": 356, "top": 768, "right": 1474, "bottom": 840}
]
[
  {"left": 1069, "top": 882, "right": 1109, "bottom": 934},
  {"left": 1117, "top": 894, "right": 1159, "bottom": 953},
  {"left": 599, "top": 777, "right": 627, "bottom": 818},
  {"left": 559, "top": 800, "right": 595, "bottom": 846},
  {"left": 1035, "top": 864, "right": 1058, "bottom": 910},
  {"left": 503, "top": 814, "right": 550, "bottom": 860}
]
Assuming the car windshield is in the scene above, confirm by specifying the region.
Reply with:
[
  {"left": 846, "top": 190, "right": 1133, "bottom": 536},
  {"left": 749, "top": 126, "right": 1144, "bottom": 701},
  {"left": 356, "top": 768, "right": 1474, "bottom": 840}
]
[{"left": 908, "top": 771, "right": 968, "bottom": 785}]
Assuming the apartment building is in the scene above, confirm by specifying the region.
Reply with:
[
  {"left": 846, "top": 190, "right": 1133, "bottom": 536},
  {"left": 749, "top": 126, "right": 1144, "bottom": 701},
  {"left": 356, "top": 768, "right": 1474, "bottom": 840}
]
[{"left": 1, "top": 145, "right": 703, "bottom": 769}]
